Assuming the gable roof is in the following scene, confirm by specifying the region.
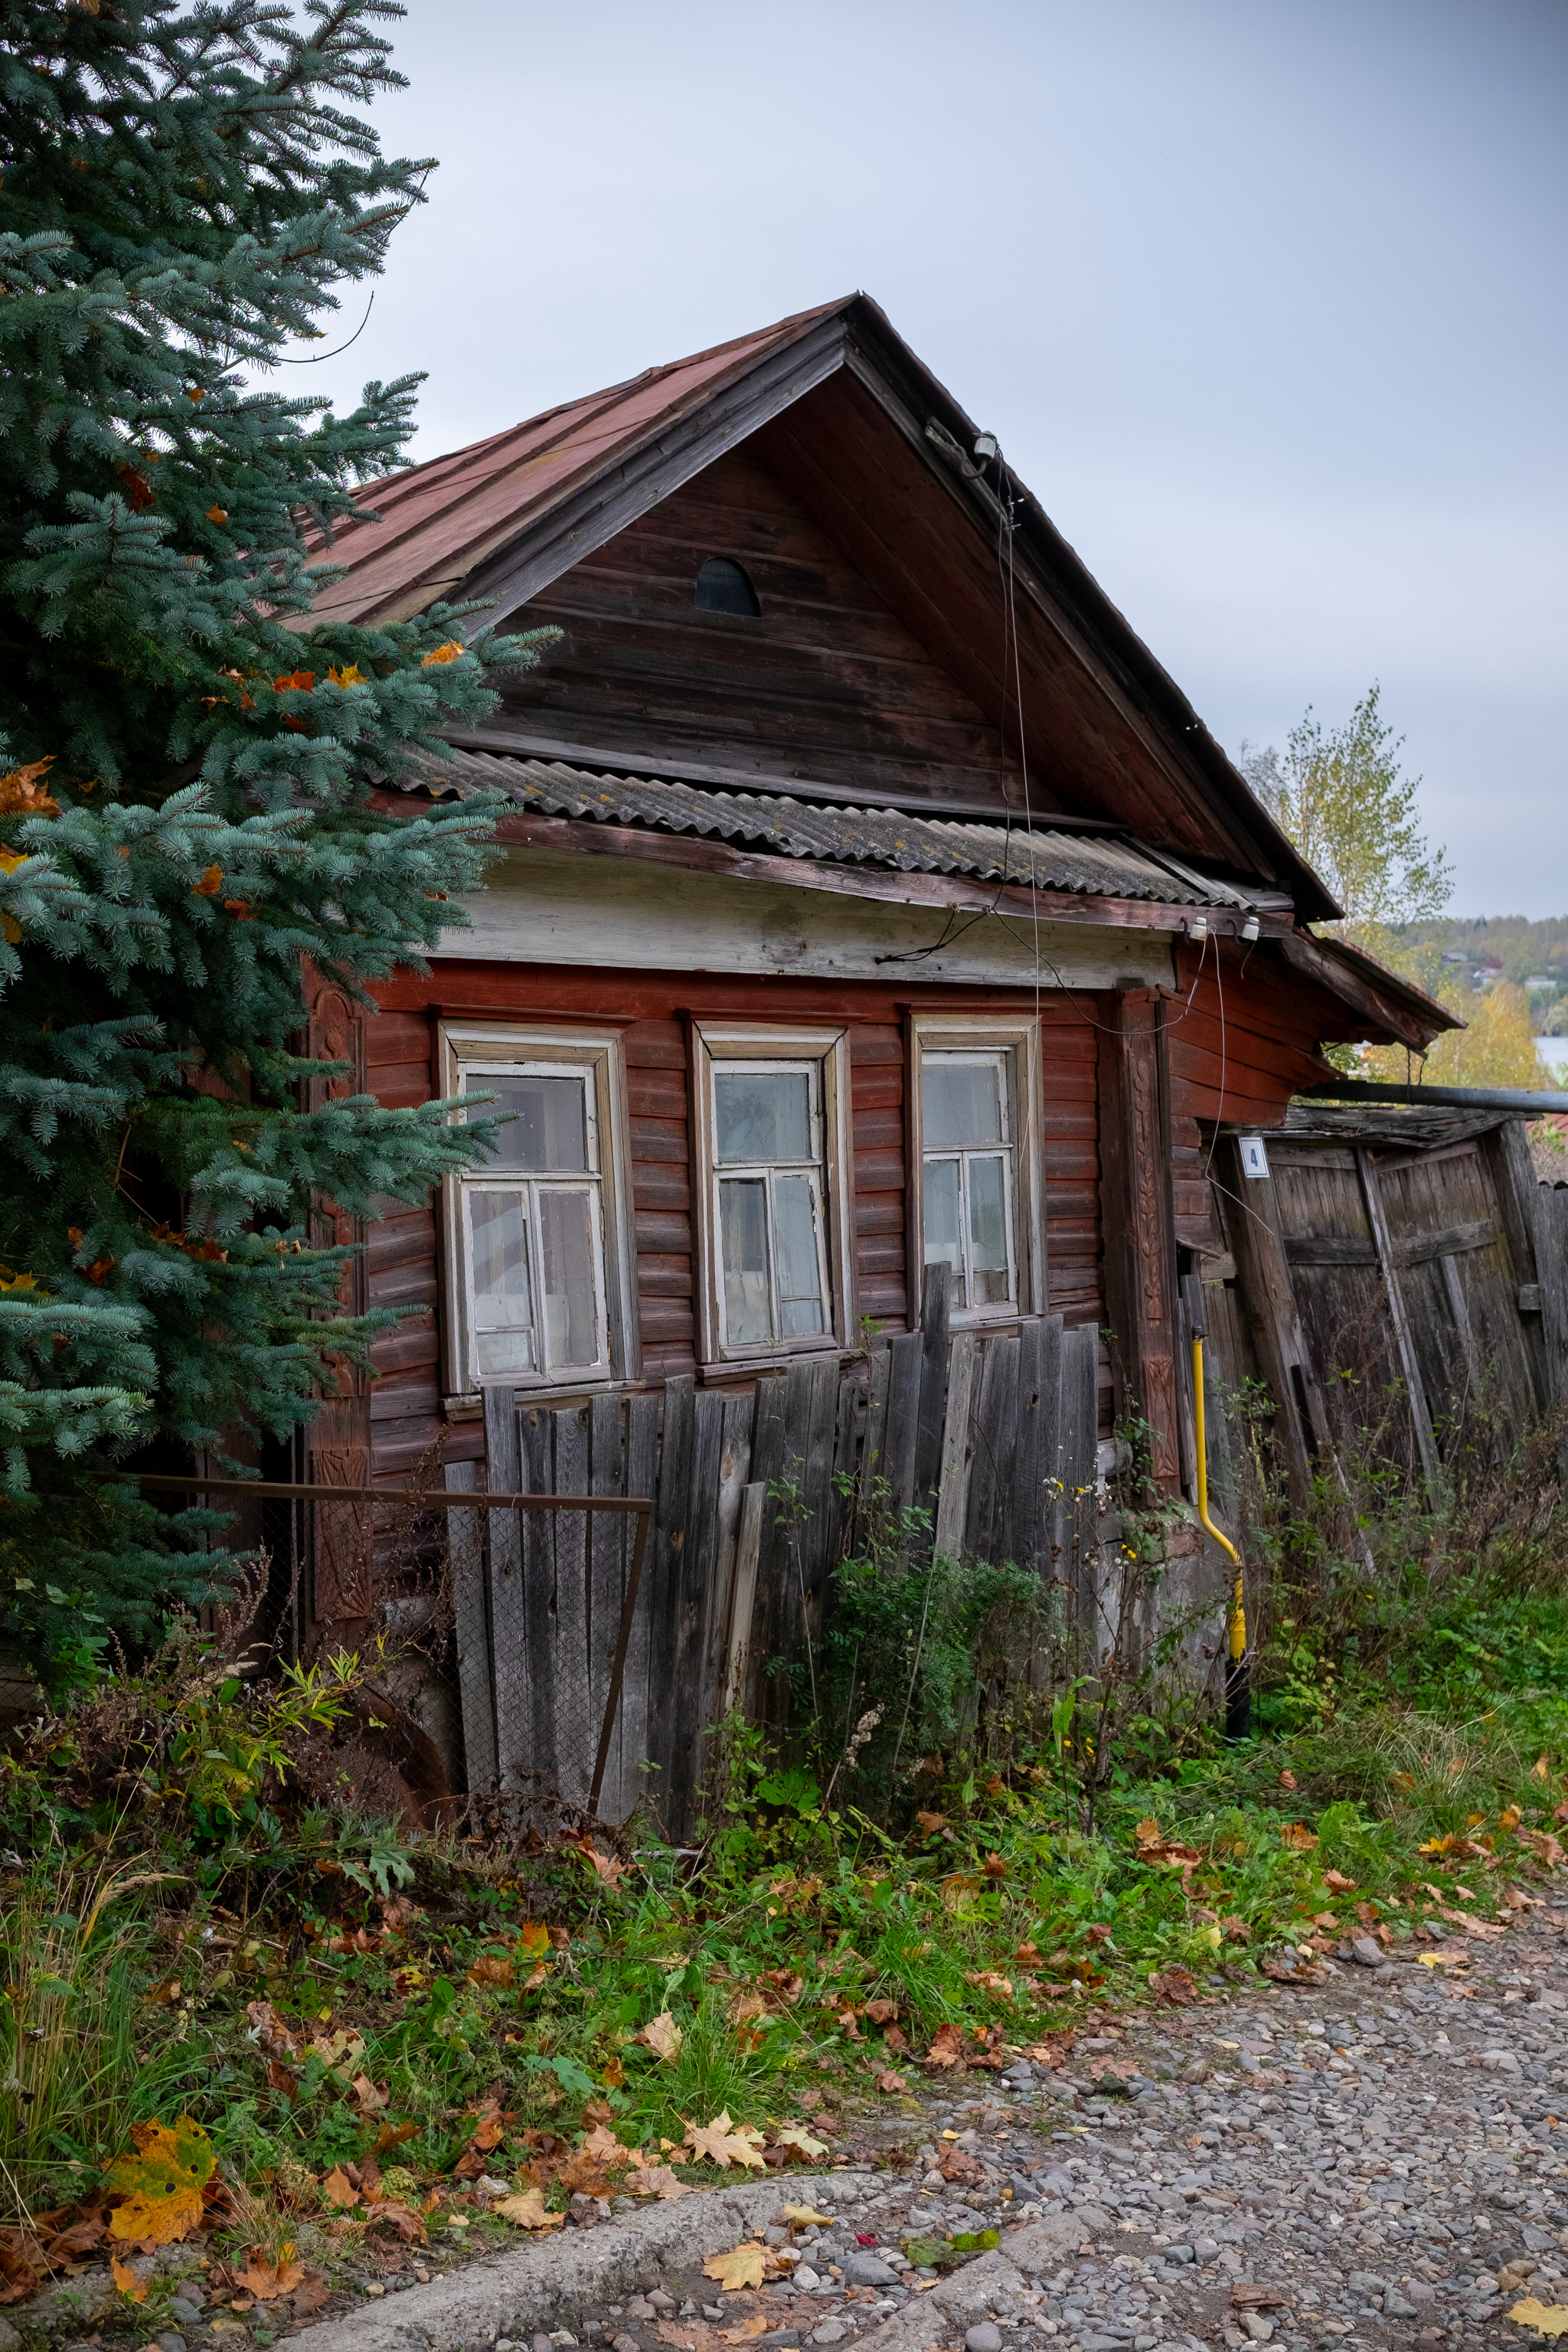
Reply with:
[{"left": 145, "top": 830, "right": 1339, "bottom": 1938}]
[{"left": 309, "top": 296, "right": 1338, "bottom": 915}]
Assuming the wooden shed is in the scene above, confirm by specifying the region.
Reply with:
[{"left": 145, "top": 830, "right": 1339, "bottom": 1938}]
[{"left": 293, "top": 296, "right": 1466, "bottom": 1823}]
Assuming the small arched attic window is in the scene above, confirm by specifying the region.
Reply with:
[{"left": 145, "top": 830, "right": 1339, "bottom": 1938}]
[{"left": 695, "top": 557, "right": 760, "bottom": 616}]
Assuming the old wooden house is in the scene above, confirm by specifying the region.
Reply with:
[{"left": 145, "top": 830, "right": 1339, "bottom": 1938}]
[{"left": 293, "top": 296, "right": 1485, "bottom": 1825}]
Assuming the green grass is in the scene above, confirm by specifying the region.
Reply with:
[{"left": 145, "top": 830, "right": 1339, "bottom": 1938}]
[{"left": 6, "top": 1519, "right": 1568, "bottom": 2252}]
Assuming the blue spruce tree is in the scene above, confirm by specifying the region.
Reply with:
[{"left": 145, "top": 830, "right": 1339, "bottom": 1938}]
[{"left": 0, "top": 0, "right": 543, "bottom": 1677}]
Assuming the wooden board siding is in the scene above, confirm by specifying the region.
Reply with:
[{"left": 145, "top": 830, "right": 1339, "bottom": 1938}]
[
  {"left": 358, "top": 962, "right": 1112, "bottom": 1469},
  {"left": 1165, "top": 939, "right": 1354, "bottom": 1253},
  {"left": 493, "top": 444, "right": 1024, "bottom": 814}
]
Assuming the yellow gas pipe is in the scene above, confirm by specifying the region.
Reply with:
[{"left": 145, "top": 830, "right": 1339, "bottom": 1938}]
[
  {"left": 1182, "top": 1274, "right": 1249, "bottom": 1733},
  {"left": 1192, "top": 1331, "right": 1246, "bottom": 1664}
]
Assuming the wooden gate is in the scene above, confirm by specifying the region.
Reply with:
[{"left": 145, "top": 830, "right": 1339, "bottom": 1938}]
[{"left": 1210, "top": 1105, "right": 1553, "bottom": 1498}]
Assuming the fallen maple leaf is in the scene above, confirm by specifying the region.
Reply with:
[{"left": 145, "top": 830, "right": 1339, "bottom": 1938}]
[
  {"left": 321, "top": 2167, "right": 359, "bottom": 2208},
  {"left": 105, "top": 2115, "right": 215, "bottom": 2245},
  {"left": 364, "top": 2200, "right": 426, "bottom": 2243},
  {"left": 684, "top": 2112, "right": 766, "bottom": 2170},
  {"left": 875, "top": 2069, "right": 907, "bottom": 2093},
  {"left": 1281, "top": 1821, "right": 1319, "bottom": 1851},
  {"left": 579, "top": 2123, "right": 629, "bottom": 2165},
  {"left": 627, "top": 2163, "right": 691, "bottom": 2200},
  {"left": 704, "top": 2243, "right": 766, "bottom": 2291},
  {"left": 771, "top": 2122, "right": 829, "bottom": 2158},
  {"left": 518, "top": 1920, "right": 551, "bottom": 1958},
  {"left": 495, "top": 2190, "right": 566, "bottom": 2231},
  {"left": 636, "top": 2011, "right": 684, "bottom": 2063},
  {"left": 466, "top": 1954, "right": 513, "bottom": 1989},
  {"left": 1322, "top": 1869, "right": 1357, "bottom": 1892},
  {"left": 1508, "top": 2301, "right": 1568, "bottom": 2337},
  {"left": 967, "top": 1968, "right": 1014, "bottom": 1999},
  {"left": 926, "top": 2021, "right": 965, "bottom": 2068},
  {"left": 111, "top": 2258, "right": 150, "bottom": 2302},
  {"left": 235, "top": 2249, "right": 305, "bottom": 2301},
  {"left": 915, "top": 1811, "right": 946, "bottom": 1836},
  {"left": 1148, "top": 1966, "right": 1199, "bottom": 2005},
  {"left": 351, "top": 2072, "right": 390, "bottom": 2112}
]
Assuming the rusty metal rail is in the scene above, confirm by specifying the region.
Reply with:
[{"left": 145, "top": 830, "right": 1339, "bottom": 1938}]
[{"left": 136, "top": 1471, "right": 653, "bottom": 1815}]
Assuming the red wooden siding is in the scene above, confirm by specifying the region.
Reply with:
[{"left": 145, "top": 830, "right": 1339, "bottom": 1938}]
[
  {"left": 353, "top": 946, "right": 1361, "bottom": 1472},
  {"left": 1166, "top": 939, "right": 1351, "bottom": 1252},
  {"left": 625, "top": 1018, "right": 694, "bottom": 1383}
]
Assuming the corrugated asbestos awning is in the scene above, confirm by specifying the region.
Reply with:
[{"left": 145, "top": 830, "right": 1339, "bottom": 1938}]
[{"left": 399, "top": 746, "right": 1293, "bottom": 914}]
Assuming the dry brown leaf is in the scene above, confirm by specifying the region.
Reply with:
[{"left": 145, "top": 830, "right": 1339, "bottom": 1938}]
[
  {"left": 915, "top": 1811, "right": 946, "bottom": 1837},
  {"left": 466, "top": 1954, "right": 513, "bottom": 1989},
  {"left": 874, "top": 2069, "right": 907, "bottom": 2093},
  {"left": 321, "top": 2167, "right": 359, "bottom": 2209},
  {"left": 495, "top": 2190, "right": 566, "bottom": 2232},
  {"left": 1278, "top": 1769, "right": 1298, "bottom": 1789},
  {"left": 628, "top": 2163, "right": 691, "bottom": 2200},
  {"left": 234, "top": 2249, "right": 305, "bottom": 2301},
  {"left": 703, "top": 2243, "right": 766, "bottom": 2291},
  {"left": 684, "top": 2112, "right": 767, "bottom": 2170},
  {"left": 351, "top": 2072, "right": 390, "bottom": 2113},
  {"left": 926, "top": 2021, "right": 965, "bottom": 2068},
  {"left": 636, "top": 2011, "right": 684, "bottom": 2063},
  {"left": 1148, "top": 1966, "right": 1200, "bottom": 2005},
  {"left": 864, "top": 1997, "right": 899, "bottom": 2025},
  {"left": 1281, "top": 1821, "right": 1319, "bottom": 1851},
  {"left": 364, "top": 2201, "right": 426, "bottom": 2244},
  {"left": 1322, "top": 1869, "right": 1357, "bottom": 1892}
]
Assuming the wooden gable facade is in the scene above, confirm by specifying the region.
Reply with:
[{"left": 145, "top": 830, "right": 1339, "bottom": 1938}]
[{"left": 297, "top": 298, "right": 1463, "bottom": 1818}]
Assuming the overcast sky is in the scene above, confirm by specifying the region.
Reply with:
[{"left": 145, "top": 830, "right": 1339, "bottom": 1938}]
[{"left": 283, "top": 0, "right": 1567, "bottom": 917}]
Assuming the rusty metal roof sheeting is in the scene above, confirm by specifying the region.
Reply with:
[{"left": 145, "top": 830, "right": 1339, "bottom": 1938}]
[
  {"left": 300, "top": 299, "right": 849, "bottom": 626},
  {"left": 400, "top": 747, "right": 1289, "bottom": 912}
]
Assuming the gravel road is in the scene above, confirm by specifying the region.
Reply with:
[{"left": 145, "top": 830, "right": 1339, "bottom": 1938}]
[{"left": 541, "top": 1904, "right": 1568, "bottom": 2352}]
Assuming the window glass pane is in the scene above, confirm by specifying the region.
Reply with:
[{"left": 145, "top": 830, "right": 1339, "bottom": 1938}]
[
  {"left": 923, "top": 1156, "right": 965, "bottom": 1308},
  {"left": 773, "top": 1173, "right": 825, "bottom": 1338},
  {"left": 923, "top": 1057, "right": 1003, "bottom": 1148},
  {"left": 714, "top": 1069, "right": 811, "bottom": 1163},
  {"left": 472, "top": 1073, "right": 589, "bottom": 1173},
  {"left": 921, "top": 1058, "right": 1006, "bottom": 1148},
  {"left": 538, "top": 1189, "right": 599, "bottom": 1367},
  {"left": 968, "top": 1155, "right": 1011, "bottom": 1305},
  {"left": 469, "top": 1191, "right": 535, "bottom": 1370},
  {"left": 720, "top": 1177, "right": 772, "bottom": 1345}
]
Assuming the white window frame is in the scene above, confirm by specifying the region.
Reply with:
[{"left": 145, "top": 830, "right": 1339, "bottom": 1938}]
[
  {"left": 906, "top": 1014, "right": 1045, "bottom": 1326},
  {"left": 438, "top": 1023, "right": 637, "bottom": 1400},
  {"left": 691, "top": 1022, "right": 854, "bottom": 1367}
]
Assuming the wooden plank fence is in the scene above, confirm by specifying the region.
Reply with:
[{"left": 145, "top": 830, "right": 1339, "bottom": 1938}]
[{"left": 449, "top": 1266, "right": 1102, "bottom": 1834}]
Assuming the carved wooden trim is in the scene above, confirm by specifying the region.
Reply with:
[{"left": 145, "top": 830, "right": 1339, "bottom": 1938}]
[{"left": 310, "top": 1441, "right": 372, "bottom": 1622}]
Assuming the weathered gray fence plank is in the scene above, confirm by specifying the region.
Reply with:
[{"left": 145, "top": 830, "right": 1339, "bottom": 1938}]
[
  {"left": 620, "top": 1392, "right": 660, "bottom": 1811},
  {"left": 647, "top": 1374, "right": 695, "bottom": 1800},
  {"left": 482, "top": 1386, "right": 528, "bottom": 1788},
  {"left": 587, "top": 1392, "right": 627, "bottom": 1819},
  {"left": 913, "top": 1262, "right": 953, "bottom": 1515},
  {"left": 933, "top": 1330, "right": 977, "bottom": 1560},
  {"left": 884, "top": 1331, "right": 924, "bottom": 1511},
  {"left": 551, "top": 1404, "right": 590, "bottom": 1803},
  {"left": 444, "top": 1458, "right": 496, "bottom": 1798},
  {"left": 518, "top": 1403, "right": 557, "bottom": 1790}
]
